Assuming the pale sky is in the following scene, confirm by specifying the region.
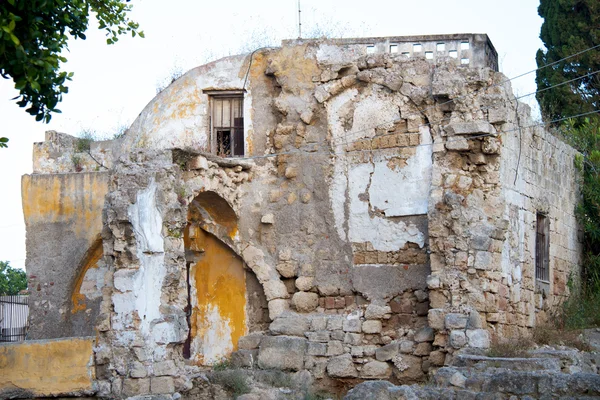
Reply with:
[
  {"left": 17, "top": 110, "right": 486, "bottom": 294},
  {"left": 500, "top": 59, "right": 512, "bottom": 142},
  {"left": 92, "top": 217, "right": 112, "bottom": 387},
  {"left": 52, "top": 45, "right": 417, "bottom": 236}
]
[{"left": 0, "top": 0, "right": 544, "bottom": 270}]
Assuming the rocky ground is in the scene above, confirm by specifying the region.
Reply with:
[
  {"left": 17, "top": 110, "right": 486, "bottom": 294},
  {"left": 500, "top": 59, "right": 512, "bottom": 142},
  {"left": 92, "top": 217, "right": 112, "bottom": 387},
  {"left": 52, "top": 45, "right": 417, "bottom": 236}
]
[{"left": 174, "top": 329, "right": 600, "bottom": 400}]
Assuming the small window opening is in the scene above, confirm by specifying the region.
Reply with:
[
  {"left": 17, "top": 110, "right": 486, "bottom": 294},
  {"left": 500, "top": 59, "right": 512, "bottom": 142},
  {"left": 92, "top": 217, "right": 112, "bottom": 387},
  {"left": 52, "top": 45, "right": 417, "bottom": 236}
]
[
  {"left": 401, "top": 52, "right": 410, "bottom": 57},
  {"left": 425, "top": 51, "right": 434, "bottom": 60},
  {"left": 436, "top": 43, "right": 445, "bottom": 52},
  {"left": 413, "top": 44, "right": 422, "bottom": 52},
  {"left": 211, "top": 95, "right": 244, "bottom": 157},
  {"left": 449, "top": 50, "right": 458, "bottom": 58},
  {"left": 536, "top": 213, "right": 550, "bottom": 283},
  {"left": 461, "top": 41, "right": 470, "bottom": 50},
  {"left": 367, "top": 45, "right": 376, "bottom": 54},
  {"left": 389, "top": 45, "right": 398, "bottom": 54},
  {"left": 461, "top": 58, "right": 470, "bottom": 65}
]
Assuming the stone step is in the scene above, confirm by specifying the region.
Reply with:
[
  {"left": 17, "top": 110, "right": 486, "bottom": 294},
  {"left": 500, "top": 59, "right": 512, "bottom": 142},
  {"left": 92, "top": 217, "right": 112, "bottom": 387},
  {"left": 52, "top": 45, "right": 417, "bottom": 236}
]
[
  {"left": 433, "top": 367, "right": 600, "bottom": 397},
  {"left": 345, "top": 369, "right": 600, "bottom": 399},
  {"left": 452, "top": 353, "right": 562, "bottom": 372}
]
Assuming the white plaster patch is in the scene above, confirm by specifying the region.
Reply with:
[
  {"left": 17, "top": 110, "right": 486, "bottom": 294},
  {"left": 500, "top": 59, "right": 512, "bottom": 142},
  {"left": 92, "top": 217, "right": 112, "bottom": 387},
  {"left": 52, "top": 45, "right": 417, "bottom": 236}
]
[
  {"left": 316, "top": 44, "right": 364, "bottom": 65},
  {"left": 369, "top": 126, "right": 432, "bottom": 216},
  {"left": 127, "top": 179, "right": 167, "bottom": 339},
  {"left": 199, "top": 304, "right": 234, "bottom": 365},
  {"left": 348, "top": 163, "right": 425, "bottom": 251},
  {"left": 326, "top": 88, "right": 359, "bottom": 242}
]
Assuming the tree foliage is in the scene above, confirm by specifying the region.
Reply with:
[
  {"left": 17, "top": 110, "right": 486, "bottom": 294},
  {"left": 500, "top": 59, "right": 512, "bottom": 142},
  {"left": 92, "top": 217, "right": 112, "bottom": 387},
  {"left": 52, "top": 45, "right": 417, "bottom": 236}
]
[
  {"left": 536, "top": 0, "right": 600, "bottom": 122},
  {"left": 0, "top": 0, "right": 143, "bottom": 124},
  {"left": 0, "top": 261, "right": 27, "bottom": 295}
]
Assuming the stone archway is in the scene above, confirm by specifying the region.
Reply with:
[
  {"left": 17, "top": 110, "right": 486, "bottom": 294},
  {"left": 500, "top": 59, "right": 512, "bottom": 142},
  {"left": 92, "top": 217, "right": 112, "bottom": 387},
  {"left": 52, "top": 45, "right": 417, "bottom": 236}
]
[{"left": 183, "top": 191, "right": 269, "bottom": 365}]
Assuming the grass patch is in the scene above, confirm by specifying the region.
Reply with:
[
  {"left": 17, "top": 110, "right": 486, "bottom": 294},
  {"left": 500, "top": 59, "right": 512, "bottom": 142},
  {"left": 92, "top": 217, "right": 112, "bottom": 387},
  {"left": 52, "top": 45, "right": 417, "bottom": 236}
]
[
  {"left": 257, "top": 369, "right": 293, "bottom": 388},
  {"left": 531, "top": 323, "right": 591, "bottom": 352},
  {"left": 212, "top": 357, "right": 233, "bottom": 371},
  {"left": 487, "top": 336, "right": 534, "bottom": 358},
  {"left": 210, "top": 369, "right": 251, "bottom": 398}
]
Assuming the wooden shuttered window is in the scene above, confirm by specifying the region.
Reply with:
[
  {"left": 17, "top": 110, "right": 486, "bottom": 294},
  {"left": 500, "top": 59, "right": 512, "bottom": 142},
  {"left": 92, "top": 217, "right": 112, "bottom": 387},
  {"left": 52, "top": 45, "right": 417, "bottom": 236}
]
[
  {"left": 535, "top": 213, "right": 550, "bottom": 283},
  {"left": 211, "top": 96, "right": 244, "bottom": 157}
]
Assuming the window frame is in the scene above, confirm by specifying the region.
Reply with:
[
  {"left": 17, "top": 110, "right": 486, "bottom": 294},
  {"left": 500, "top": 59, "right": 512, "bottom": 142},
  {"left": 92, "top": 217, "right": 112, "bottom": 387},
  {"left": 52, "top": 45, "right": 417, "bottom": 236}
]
[
  {"left": 535, "top": 212, "right": 550, "bottom": 284},
  {"left": 204, "top": 90, "right": 245, "bottom": 157}
]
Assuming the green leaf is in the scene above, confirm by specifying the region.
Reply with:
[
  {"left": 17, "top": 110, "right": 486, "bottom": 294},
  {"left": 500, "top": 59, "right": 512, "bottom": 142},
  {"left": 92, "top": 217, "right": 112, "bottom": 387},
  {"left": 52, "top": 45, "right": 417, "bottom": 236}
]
[{"left": 9, "top": 32, "right": 19, "bottom": 46}]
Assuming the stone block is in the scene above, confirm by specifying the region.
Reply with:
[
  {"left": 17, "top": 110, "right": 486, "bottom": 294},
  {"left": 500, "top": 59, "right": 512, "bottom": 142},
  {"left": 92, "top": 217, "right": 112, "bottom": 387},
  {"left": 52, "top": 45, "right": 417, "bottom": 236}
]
[
  {"left": 429, "top": 350, "right": 446, "bottom": 366},
  {"left": 413, "top": 342, "right": 432, "bottom": 356},
  {"left": 261, "top": 214, "right": 274, "bottom": 224},
  {"left": 450, "top": 371, "right": 467, "bottom": 388},
  {"left": 305, "top": 330, "right": 330, "bottom": 342},
  {"left": 466, "top": 329, "right": 490, "bottom": 348},
  {"left": 258, "top": 336, "right": 307, "bottom": 371},
  {"left": 343, "top": 318, "right": 362, "bottom": 333},
  {"left": 327, "top": 315, "right": 344, "bottom": 330},
  {"left": 376, "top": 342, "right": 399, "bottom": 361},
  {"left": 129, "top": 361, "right": 147, "bottom": 378},
  {"left": 363, "top": 345, "right": 378, "bottom": 356},
  {"left": 445, "top": 137, "right": 470, "bottom": 151},
  {"left": 445, "top": 313, "right": 468, "bottom": 330},
  {"left": 399, "top": 340, "right": 415, "bottom": 354},
  {"left": 327, "top": 340, "right": 344, "bottom": 356},
  {"left": 444, "top": 121, "right": 495, "bottom": 136},
  {"left": 360, "top": 360, "right": 392, "bottom": 379},
  {"left": 331, "top": 330, "right": 344, "bottom": 341},
  {"left": 449, "top": 330, "right": 467, "bottom": 348},
  {"left": 295, "top": 276, "right": 315, "bottom": 291},
  {"left": 344, "top": 333, "right": 362, "bottom": 345},
  {"left": 231, "top": 349, "right": 258, "bottom": 368},
  {"left": 150, "top": 376, "right": 175, "bottom": 394},
  {"left": 474, "top": 251, "right": 492, "bottom": 270},
  {"left": 392, "top": 354, "right": 424, "bottom": 382},
  {"left": 276, "top": 262, "right": 297, "bottom": 278},
  {"left": 414, "top": 327, "right": 434, "bottom": 342},
  {"left": 365, "top": 304, "right": 392, "bottom": 319},
  {"left": 428, "top": 309, "right": 445, "bottom": 330},
  {"left": 327, "top": 354, "right": 357, "bottom": 378},
  {"left": 269, "top": 314, "right": 309, "bottom": 337},
  {"left": 344, "top": 381, "right": 395, "bottom": 400},
  {"left": 238, "top": 333, "right": 263, "bottom": 350},
  {"left": 292, "top": 291, "right": 319, "bottom": 312},
  {"left": 310, "top": 316, "right": 327, "bottom": 331},
  {"left": 153, "top": 360, "right": 177, "bottom": 376},
  {"left": 362, "top": 320, "right": 382, "bottom": 334},
  {"left": 268, "top": 298, "right": 289, "bottom": 320},
  {"left": 308, "top": 342, "right": 327, "bottom": 356},
  {"left": 188, "top": 155, "right": 208, "bottom": 170},
  {"left": 122, "top": 378, "right": 150, "bottom": 397}
]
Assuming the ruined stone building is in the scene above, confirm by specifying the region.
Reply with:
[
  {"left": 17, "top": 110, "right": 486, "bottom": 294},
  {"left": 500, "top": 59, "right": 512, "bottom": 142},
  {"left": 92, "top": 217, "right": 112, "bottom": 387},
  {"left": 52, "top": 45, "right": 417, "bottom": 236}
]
[{"left": 12, "top": 33, "right": 582, "bottom": 397}]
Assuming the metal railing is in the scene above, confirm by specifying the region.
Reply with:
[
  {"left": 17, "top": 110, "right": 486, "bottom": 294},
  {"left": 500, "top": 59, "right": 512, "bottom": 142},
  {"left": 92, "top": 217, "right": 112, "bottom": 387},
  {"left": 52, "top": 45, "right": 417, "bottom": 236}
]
[{"left": 0, "top": 295, "right": 29, "bottom": 342}]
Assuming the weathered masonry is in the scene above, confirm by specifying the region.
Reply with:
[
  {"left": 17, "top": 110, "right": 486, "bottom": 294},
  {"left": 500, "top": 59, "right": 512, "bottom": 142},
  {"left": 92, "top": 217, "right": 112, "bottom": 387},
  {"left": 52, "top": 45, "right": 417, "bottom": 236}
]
[{"left": 15, "top": 33, "right": 581, "bottom": 398}]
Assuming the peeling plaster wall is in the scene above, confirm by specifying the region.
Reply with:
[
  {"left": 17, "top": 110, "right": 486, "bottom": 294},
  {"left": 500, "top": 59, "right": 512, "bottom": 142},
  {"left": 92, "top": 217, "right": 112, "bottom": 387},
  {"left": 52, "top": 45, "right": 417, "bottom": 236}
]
[
  {"left": 121, "top": 55, "right": 253, "bottom": 154},
  {"left": 22, "top": 172, "right": 108, "bottom": 339},
  {"left": 0, "top": 337, "right": 95, "bottom": 398}
]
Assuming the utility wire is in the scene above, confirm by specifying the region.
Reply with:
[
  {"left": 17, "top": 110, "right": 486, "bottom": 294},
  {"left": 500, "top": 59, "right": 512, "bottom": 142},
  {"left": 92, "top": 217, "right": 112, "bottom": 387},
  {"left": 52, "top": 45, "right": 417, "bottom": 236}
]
[
  {"left": 328, "top": 68, "right": 600, "bottom": 148},
  {"left": 235, "top": 68, "right": 600, "bottom": 161},
  {"left": 236, "top": 109, "right": 599, "bottom": 161}
]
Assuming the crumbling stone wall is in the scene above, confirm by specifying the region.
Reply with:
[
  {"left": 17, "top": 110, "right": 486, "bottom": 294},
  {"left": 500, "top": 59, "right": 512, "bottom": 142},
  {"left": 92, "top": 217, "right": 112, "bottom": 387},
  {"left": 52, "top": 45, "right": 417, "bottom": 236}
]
[{"left": 22, "top": 36, "right": 582, "bottom": 398}]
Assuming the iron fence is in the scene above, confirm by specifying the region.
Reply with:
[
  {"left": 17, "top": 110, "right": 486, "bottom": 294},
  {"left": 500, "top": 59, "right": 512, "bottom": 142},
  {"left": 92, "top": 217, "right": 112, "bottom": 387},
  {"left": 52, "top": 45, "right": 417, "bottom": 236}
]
[{"left": 0, "top": 295, "right": 29, "bottom": 342}]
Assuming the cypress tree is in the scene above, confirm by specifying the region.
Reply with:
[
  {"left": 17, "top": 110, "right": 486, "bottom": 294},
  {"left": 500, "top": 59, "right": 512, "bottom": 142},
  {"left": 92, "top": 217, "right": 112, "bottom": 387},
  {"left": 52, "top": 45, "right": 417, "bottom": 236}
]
[{"left": 536, "top": 0, "right": 600, "bottom": 122}]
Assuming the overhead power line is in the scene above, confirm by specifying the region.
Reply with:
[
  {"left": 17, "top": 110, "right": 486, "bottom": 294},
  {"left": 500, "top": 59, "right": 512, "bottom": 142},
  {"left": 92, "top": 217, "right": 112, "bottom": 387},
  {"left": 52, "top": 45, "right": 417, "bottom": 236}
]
[{"left": 237, "top": 109, "right": 599, "bottom": 161}]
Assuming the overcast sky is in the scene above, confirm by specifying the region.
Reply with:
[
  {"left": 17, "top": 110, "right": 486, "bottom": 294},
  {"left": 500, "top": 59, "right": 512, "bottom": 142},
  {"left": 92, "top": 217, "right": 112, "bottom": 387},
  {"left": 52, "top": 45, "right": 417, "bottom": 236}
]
[{"left": 0, "top": 0, "right": 544, "bottom": 270}]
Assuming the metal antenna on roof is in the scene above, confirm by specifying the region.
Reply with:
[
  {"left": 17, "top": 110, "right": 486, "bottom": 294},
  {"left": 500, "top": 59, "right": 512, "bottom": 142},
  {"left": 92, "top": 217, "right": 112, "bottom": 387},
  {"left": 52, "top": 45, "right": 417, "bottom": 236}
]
[{"left": 298, "top": 0, "right": 302, "bottom": 39}]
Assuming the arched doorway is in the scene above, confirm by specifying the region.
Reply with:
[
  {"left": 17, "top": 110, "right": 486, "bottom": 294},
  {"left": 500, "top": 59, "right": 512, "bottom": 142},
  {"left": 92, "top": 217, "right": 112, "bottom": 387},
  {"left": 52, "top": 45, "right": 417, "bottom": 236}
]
[{"left": 183, "top": 192, "right": 268, "bottom": 365}]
